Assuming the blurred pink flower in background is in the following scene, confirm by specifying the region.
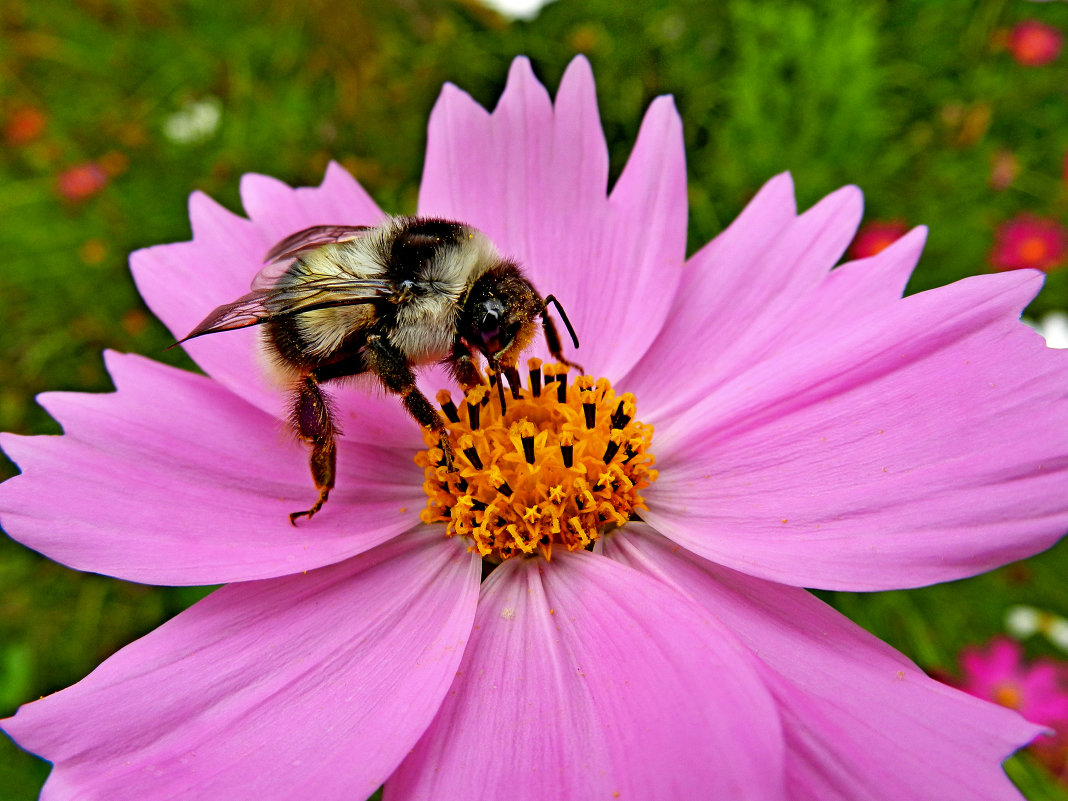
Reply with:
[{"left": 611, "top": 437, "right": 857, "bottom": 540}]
[
  {"left": 991, "top": 150, "right": 1019, "bottom": 191},
  {"left": 3, "top": 56, "right": 1068, "bottom": 800},
  {"left": 1009, "top": 20, "right": 1064, "bottom": 66},
  {"left": 56, "top": 162, "right": 109, "bottom": 202},
  {"left": 958, "top": 637, "right": 1068, "bottom": 781},
  {"left": 847, "top": 219, "right": 908, "bottom": 260},
  {"left": 991, "top": 214, "right": 1068, "bottom": 272}
]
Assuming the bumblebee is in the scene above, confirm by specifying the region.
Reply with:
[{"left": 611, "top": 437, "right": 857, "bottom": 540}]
[{"left": 181, "top": 217, "right": 580, "bottom": 523}]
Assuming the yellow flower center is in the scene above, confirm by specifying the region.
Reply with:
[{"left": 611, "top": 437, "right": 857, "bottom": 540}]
[
  {"left": 993, "top": 681, "right": 1023, "bottom": 710},
  {"left": 416, "top": 359, "right": 657, "bottom": 561}
]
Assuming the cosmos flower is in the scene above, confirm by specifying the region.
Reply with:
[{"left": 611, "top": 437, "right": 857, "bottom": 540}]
[
  {"left": 957, "top": 637, "right": 1068, "bottom": 776},
  {"left": 847, "top": 219, "right": 908, "bottom": 260},
  {"left": 992, "top": 214, "right": 1068, "bottom": 273},
  {"left": 4, "top": 56, "right": 1068, "bottom": 800},
  {"left": 1008, "top": 20, "right": 1064, "bottom": 66}
]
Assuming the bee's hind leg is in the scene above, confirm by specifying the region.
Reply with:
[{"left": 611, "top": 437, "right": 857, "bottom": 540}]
[
  {"left": 289, "top": 374, "right": 338, "bottom": 525},
  {"left": 366, "top": 334, "right": 456, "bottom": 472}
]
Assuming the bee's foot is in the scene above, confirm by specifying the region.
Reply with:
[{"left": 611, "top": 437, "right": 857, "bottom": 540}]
[{"left": 289, "top": 488, "right": 330, "bottom": 525}]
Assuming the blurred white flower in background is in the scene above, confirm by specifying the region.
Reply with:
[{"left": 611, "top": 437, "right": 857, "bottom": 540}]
[
  {"left": 477, "top": 0, "right": 555, "bottom": 20},
  {"left": 1005, "top": 605, "right": 1068, "bottom": 652},
  {"left": 163, "top": 97, "right": 222, "bottom": 145},
  {"left": 1025, "top": 311, "right": 1068, "bottom": 348}
]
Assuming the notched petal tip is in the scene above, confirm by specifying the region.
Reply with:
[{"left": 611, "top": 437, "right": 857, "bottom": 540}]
[
  {"left": 817, "top": 182, "right": 864, "bottom": 221},
  {"left": 495, "top": 55, "right": 552, "bottom": 117},
  {"left": 429, "top": 81, "right": 490, "bottom": 125},
  {"left": 238, "top": 171, "right": 294, "bottom": 218},
  {"left": 560, "top": 53, "right": 594, "bottom": 83},
  {"left": 188, "top": 189, "right": 254, "bottom": 242}
]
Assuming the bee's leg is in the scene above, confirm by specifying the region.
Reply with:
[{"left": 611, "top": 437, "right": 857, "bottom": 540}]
[
  {"left": 503, "top": 365, "right": 522, "bottom": 399},
  {"left": 366, "top": 334, "right": 456, "bottom": 471},
  {"left": 448, "top": 338, "right": 483, "bottom": 391},
  {"left": 288, "top": 374, "right": 338, "bottom": 525},
  {"left": 540, "top": 305, "right": 584, "bottom": 375}
]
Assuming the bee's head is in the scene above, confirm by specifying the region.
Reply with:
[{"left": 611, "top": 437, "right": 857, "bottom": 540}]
[{"left": 462, "top": 262, "right": 542, "bottom": 368}]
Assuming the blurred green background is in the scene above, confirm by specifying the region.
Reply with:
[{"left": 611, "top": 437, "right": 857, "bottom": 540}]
[{"left": 3, "top": 0, "right": 1068, "bottom": 798}]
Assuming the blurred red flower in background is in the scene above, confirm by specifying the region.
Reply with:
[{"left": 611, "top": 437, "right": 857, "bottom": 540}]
[
  {"left": 848, "top": 219, "right": 908, "bottom": 260},
  {"left": 1009, "top": 20, "right": 1063, "bottom": 66},
  {"left": 56, "top": 163, "right": 108, "bottom": 202},
  {"left": 991, "top": 214, "right": 1068, "bottom": 272},
  {"left": 4, "top": 107, "right": 46, "bottom": 146}
]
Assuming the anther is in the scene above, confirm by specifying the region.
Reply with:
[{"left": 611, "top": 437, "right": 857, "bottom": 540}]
[
  {"left": 582, "top": 395, "right": 596, "bottom": 429},
  {"left": 528, "top": 357, "right": 542, "bottom": 397},
  {"left": 519, "top": 420, "right": 537, "bottom": 465},
  {"left": 436, "top": 390, "right": 460, "bottom": 424},
  {"left": 561, "top": 444, "right": 574, "bottom": 468},
  {"left": 560, "top": 430, "right": 574, "bottom": 468},
  {"left": 610, "top": 399, "right": 633, "bottom": 430},
  {"left": 490, "top": 465, "right": 513, "bottom": 497},
  {"left": 603, "top": 429, "right": 625, "bottom": 464},
  {"left": 459, "top": 435, "right": 484, "bottom": 470},
  {"left": 467, "top": 399, "right": 481, "bottom": 430},
  {"left": 556, "top": 370, "right": 568, "bottom": 404}
]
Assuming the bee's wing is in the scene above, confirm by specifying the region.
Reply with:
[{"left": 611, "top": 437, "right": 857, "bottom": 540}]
[
  {"left": 178, "top": 289, "right": 275, "bottom": 342},
  {"left": 178, "top": 277, "right": 394, "bottom": 344},
  {"left": 253, "top": 225, "right": 374, "bottom": 290}
]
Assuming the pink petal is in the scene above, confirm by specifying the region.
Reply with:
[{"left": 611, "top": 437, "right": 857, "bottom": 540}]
[
  {"left": 238, "top": 160, "right": 384, "bottom": 243},
  {"left": 131, "top": 191, "right": 274, "bottom": 410},
  {"left": 419, "top": 56, "right": 687, "bottom": 380},
  {"left": 605, "top": 526, "right": 1040, "bottom": 801},
  {"left": 625, "top": 177, "right": 870, "bottom": 420},
  {"left": 387, "top": 549, "right": 785, "bottom": 801},
  {"left": 0, "top": 351, "right": 426, "bottom": 585},
  {"left": 3, "top": 531, "right": 480, "bottom": 801},
  {"left": 644, "top": 269, "right": 1068, "bottom": 590}
]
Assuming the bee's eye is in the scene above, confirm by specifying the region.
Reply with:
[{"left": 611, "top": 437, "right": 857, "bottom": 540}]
[
  {"left": 476, "top": 299, "right": 506, "bottom": 353},
  {"left": 479, "top": 311, "right": 501, "bottom": 349}
]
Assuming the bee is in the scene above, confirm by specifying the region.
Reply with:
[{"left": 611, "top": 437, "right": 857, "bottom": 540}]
[{"left": 180, "top": 217, "right": 580, "bottom": 524}]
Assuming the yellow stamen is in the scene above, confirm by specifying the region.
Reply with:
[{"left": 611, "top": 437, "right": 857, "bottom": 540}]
[{"left": 416, "top": 360, "right": 657, "bottom": 561}]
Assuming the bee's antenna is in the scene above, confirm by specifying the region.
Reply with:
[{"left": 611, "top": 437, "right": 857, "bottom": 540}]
[{"left": 543, "top": 295, "right": 580, "bottom": 349}]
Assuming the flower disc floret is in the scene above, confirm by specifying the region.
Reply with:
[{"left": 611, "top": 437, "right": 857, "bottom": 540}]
[{"left": 417, "top": 359, "right": 657, "bottom": 561}]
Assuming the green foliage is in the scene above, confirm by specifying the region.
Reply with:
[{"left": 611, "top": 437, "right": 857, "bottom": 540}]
[{"left": 3, "top": 0, "right": 1068, "bottom": 798}]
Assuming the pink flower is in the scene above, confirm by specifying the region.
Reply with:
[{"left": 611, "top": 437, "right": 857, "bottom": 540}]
[
  {"left": 848, "top": 219, "right": 909, "bottom": 260},
  {"left": 960, "top": 638, "right": 1068, "bottom": 729},
  {"left": 1009, "top": 20, "right": 1064, "bottom": 66},
  {"left": 958, "top": 637, "right": 1068, "bottom": 777},
  {"left": 56, "top": 162, "right": 108, "bottom": 202},
  {"left": 992, "top": 214, "right": 1068, "bottom": 272},
  {"left": 4, "top": 56, "right": 1066, "bottom": 800},
  {"left": 991, "top": 150, "right": 1019, "bottom": 191}
]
